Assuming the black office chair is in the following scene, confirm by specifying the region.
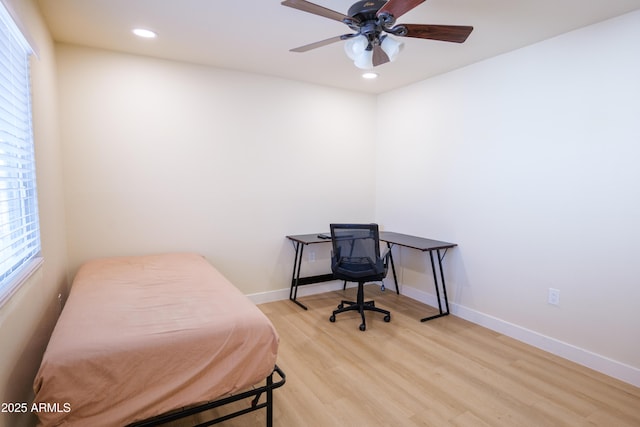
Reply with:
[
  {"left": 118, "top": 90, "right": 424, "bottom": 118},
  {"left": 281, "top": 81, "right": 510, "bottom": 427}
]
[{"left": 328, "top": 223, "right": 391, "bottom": 331}]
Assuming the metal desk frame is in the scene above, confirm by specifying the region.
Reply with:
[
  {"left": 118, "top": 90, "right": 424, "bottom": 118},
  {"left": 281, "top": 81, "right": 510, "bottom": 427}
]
[{"left": 286, "top": 231, "right": 456, "bottom": 322}]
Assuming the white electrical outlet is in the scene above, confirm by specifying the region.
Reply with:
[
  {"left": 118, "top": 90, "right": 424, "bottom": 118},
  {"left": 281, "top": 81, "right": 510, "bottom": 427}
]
[{"left": 548, "top": 288, "right": 560, "bottom": 305}]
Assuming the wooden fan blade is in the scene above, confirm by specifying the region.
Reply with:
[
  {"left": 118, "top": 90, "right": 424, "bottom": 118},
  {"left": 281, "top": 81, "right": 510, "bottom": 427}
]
[
  {"left": 377, "top": 0, "right": 426, "bottom": 19},
  {"left": 281, "top": 0, "right": 358, "bottom": 24},
  {"left": 400, "top": 24, "right": 473, "bottom": 43},
  {"left": 290, "top": 35, "right": 347, "bottom": 52},
  {"left": 372, "top": 45, "right": 390, "bottom": 67}
]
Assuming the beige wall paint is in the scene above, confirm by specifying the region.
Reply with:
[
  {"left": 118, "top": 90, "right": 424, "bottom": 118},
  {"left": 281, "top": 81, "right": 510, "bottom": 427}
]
[
  {"left": 0, "top": 0, "right": 69, "bottom": 426},
  {"left": 376, "top": 11, "right": 640, "bottom": 374},
  {"left": 56, "top": 45, "right": 377, "bottom": 295}
]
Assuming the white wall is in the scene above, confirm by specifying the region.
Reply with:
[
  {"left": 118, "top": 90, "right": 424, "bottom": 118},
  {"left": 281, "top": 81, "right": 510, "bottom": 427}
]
[
  {"left": 0, "top": 1, "right": 69, "bottom": 426},
  {"left": 376, "top": 11, "right": 640, "bottom": 383},
  {"left": 56, "top": 45, "right": 377, "bottom": 295}
]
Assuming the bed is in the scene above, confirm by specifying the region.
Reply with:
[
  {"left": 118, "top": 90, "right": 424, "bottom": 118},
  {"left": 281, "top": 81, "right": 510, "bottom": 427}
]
[{"left": 33, "top": 252, "right": 283, "bottom": 426}]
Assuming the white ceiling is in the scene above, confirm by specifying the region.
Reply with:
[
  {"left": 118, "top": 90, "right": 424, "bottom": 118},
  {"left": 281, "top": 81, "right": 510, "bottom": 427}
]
[{"left": 36, "top": 0, "right": 640, "bottom": 94}]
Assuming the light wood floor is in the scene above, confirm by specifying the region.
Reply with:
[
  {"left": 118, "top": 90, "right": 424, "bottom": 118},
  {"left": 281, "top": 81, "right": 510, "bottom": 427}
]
[{"left": 175, "top": 286, "right": 640, "bottom": 426}]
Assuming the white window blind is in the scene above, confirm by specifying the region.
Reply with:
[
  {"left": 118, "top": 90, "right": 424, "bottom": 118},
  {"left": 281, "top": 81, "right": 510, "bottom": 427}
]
[{"left": 0, "top": 1, "right": 41, "bottom": 303}]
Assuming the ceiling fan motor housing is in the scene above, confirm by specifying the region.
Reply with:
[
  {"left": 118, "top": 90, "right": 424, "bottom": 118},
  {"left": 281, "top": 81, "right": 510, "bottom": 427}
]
[{"left": 348, "top": 0, "right": 386, "bottom": 20}]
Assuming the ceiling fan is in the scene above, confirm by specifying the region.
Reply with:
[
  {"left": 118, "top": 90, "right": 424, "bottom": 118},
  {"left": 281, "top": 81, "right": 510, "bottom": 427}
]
[{"left": 281, "top": 0, "right": 473, "bottom": 69}]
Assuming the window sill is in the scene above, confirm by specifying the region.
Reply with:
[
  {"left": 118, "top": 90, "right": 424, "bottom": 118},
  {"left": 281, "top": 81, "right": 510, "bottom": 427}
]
[{"left": 0, "top": 256, "right": 45, "bottom": 308}]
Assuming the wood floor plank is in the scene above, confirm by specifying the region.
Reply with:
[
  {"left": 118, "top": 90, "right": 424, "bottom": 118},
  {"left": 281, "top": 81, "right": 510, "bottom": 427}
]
[{"left": 171, "top": 286, "right": 640, "bottom": 426}]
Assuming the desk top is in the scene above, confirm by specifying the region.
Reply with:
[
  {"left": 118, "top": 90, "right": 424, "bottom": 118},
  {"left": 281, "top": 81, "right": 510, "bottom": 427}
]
[
  {"left": 285, "top": 233, "right": 332, "bottom": 245},
  {"left": 286, "top": 231, "right": 456, "bottom": 251}
]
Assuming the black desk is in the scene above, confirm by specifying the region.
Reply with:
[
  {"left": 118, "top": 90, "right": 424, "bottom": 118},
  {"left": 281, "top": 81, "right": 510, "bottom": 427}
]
[{"left": 286, "top": 231, "right": 457, "bottom": 322}]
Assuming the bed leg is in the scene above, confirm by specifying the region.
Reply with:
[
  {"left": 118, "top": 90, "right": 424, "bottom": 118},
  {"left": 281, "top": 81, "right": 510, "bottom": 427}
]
[{"left": 266, "top": 371, "right": 273, "bottom": 427}]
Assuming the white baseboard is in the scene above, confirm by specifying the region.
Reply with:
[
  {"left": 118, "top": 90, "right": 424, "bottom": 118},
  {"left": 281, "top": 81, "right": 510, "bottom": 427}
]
[
  {"left": 401, "top": 285, "right": 640, "bottom": 388},
  {"left": 247, "top": 280, "right": 347, "bottom": 305}
]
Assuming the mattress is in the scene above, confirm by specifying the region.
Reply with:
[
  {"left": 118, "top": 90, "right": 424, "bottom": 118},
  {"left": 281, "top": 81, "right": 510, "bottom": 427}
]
[{"left": 33, "top": 253, "right": 279, "bottom": 426}]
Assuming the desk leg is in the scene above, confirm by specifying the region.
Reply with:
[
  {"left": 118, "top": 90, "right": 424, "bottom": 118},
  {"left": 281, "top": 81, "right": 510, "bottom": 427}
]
[
  {"left": 386, "top": 242, "right": 400, "bottom": 295},
  {"left": 437, "top": 249, "right": 451, "bottom": 315},
  {"left": 421, "top": 249, "right": 450, "bottom": 322},
  {"left": 289, "top": 242, "right": 308, "bottom": 310}
]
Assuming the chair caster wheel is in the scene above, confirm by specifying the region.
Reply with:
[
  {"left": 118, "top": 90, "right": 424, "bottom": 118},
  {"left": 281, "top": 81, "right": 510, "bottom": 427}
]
[
  {"left": 329, "top": 315, "right": 336, "bottom": 323},
  {"left": 359, "top": 323, "right": 366, "bottom": 331},
  {"left": 384, "top": 314, "right": 391, "bottom": 322},
  {"left": 337, "top": 303, "right": 344, "bottom": 309}
]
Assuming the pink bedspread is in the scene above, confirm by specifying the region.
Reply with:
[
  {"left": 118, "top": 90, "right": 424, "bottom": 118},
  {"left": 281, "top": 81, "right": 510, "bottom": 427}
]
[{"left": 33, "top": 253, "right": 279, "bottom": 426}]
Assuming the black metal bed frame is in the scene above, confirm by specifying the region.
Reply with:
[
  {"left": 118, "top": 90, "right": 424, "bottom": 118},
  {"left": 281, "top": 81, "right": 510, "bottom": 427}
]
[{"left": 128, "top": 365, "right": 285, "bottom": 427}]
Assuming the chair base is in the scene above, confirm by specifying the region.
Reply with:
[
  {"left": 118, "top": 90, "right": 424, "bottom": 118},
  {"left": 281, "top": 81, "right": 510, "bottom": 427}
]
[{"left": 329, "top": 282, "right": 391, "bottom": 331}]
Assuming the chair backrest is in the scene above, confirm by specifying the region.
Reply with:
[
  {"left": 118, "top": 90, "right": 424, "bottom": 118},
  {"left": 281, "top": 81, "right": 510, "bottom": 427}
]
[{"left": 330, "top": 223, "right": 386, "bottom": 281}]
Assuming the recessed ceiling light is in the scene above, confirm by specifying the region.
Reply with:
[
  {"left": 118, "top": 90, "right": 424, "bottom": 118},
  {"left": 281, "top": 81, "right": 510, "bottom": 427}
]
[
  {"left": 362, "top": 72, "right": 378, "bottom": 79},
  {"left": 132, "top": 28, "right": 157, "bottom": 38}
]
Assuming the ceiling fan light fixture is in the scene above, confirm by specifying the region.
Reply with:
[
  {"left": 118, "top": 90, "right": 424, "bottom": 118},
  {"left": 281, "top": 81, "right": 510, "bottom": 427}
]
[
  {"left": 344, "top": 34, "right": 403, "bottom": 69},
  {"left": 362, "top": 72, "right": 378, "bottom": 79},
  {"left": 380, "top": 35, "right": 403, "bottom": 62},
  {"left": 344, "top": 35, "right": 368, "bottom": 60},
  {"left": 353, "top": 49, "right": 374, "bottom": 69}
]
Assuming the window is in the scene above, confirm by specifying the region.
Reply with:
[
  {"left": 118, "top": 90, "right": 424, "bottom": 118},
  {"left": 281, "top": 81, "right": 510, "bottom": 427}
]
[{"left": 0, "top": 2, "right": 41, "bottom": 304}]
